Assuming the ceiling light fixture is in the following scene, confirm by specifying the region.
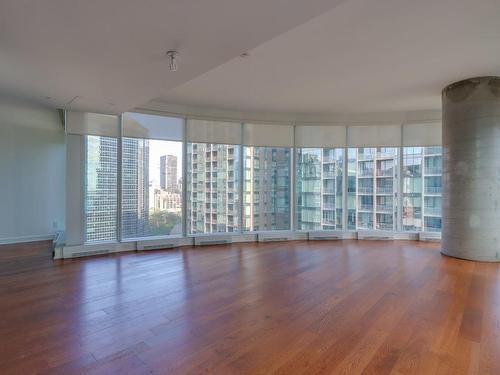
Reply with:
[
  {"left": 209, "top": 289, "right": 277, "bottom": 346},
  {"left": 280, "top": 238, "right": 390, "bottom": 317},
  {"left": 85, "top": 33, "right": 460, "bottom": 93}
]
[{"left": 166, "top": 50, "right": 179, "bottom": 72}]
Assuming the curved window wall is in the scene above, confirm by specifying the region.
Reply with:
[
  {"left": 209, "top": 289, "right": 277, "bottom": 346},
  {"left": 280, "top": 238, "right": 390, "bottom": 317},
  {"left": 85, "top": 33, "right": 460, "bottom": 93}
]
[{"left": 72, "top": 111, "right": 443, "bottom": 244}]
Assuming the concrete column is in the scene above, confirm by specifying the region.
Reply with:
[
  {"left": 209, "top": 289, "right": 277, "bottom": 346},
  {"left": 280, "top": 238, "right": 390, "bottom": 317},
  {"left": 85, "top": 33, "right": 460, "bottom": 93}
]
[{"left": 441, "top": 76, "right": 500, "bottom": 261}]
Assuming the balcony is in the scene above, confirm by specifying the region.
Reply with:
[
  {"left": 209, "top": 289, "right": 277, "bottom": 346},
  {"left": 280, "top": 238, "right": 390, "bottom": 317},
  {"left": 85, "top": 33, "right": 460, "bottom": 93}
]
[
  {"left": 424, "top": 186, "right": 442, "bottom": 194},
  {"left": 376, "top": 205, "right": 393, "bottom": 213},
  {"left": 424, "top": 167, "right": 442, "bottom": 175},
  {"left": 357, "top": 187, "right": 373, "bottom": 194},
  {"left": 424, "top": 207, "right": 441, "bottom": 216},
  {"left": 377, "top": 151, "right": 396, "bottom": 159},
  {"left": 376, "top": 187, "right": 393, "bottom": 194},
  {"left": 376, "top": 223, "right": 394, "bottom": 231},
  {"left": 358, "top": 170, "right": 374, "bottom": 177},
  {"left": 358, "top": 204, "right": 374, "bottom": 211},
  {"left": 376, "top": 170, "right": 393, "bottom": 177}
]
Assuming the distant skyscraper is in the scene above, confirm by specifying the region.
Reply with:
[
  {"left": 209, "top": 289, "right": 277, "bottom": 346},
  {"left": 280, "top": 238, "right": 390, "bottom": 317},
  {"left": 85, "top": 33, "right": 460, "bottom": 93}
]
[{"left": 160, "top": 155, "right": 178, "bottom": 191}]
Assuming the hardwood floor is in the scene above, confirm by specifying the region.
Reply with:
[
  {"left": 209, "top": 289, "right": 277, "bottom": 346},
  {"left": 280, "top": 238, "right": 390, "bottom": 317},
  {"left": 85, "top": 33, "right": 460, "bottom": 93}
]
[{"left": 1, "top": 240, "right": 499, "bottom": 374}]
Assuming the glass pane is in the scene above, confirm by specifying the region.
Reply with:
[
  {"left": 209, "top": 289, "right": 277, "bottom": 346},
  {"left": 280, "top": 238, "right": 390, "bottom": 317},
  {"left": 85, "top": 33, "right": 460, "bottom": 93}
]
[
  {"left": 402, "top": 146, "right": 442, "bottom": 232},
  {"left": 121, "top": 138, "right": 183, "bottom": 239},
  {"left": 349, "top": 147, "right": 398, "bottom": 231},
  {"left": 85, "top": 135, "right": 118, "bottom": 242},
  {"left": 243, "top": 147, "right": 291, "bottom": 231},
  {"left": 186, "top": 143, "right": 240, "bottom": 234},
  {"left": 296, "top": 148, "right": 343, "bottom": 230}
]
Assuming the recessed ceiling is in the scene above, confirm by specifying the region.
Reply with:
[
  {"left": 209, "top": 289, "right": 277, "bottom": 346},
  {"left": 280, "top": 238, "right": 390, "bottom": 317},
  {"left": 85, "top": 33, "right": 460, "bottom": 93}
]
[
  {"left": 0, "top": 0, "right": 344, "bottom": 113},
  {"left": 154, "top": 0, "right": 500, "bottom": 114}
]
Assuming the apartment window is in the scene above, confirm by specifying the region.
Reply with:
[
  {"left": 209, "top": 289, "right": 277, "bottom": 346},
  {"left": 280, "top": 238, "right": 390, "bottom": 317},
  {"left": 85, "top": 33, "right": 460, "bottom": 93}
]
[
  {"left": 186, "top": 143, "right": 241, "bottom": 234},
  {"left": 121, "top": 113, "right": 184, "bottom": 239},
  {"left": 243, "top": 146, "right": 291, "bottom": 231},
  {"left": 347, "top": 147, "right": 398, "bottom": 231},
  {"left": 402, "top": 146, "right": 442, "bottom": 232},
  {"left": 84, "top": 135, "right": 118, "bottom": 242},
  {"left": 296, "top": 148, "right": 343, "bottom": 230}
]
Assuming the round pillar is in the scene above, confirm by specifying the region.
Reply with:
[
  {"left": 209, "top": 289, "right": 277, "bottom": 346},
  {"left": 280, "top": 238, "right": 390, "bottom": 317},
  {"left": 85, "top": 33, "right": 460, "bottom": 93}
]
[{"left": 441, "top": 76, "right": 500, "bottom": 261}]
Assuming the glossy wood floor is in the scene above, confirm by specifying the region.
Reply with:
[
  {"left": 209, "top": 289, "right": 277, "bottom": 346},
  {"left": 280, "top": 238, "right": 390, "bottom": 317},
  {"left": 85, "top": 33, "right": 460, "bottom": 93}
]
[{"left": 1, "top": 240, "right": 499, "bottom": 374}]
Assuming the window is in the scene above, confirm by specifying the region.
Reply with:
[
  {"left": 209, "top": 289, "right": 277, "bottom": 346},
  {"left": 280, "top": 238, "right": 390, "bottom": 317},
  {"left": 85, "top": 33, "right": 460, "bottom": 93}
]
[
  {"left": 347, "top": 147, "right": 398, "bottom": 231},
  {"left": 121, "top": 138, "right": 183, "bottom": 238},
  {"left": 187, "top": 143, "right": 240, "bottom": 234},
  {"left": 243, "top": 147, "right": 291, "bottom": 231},
  {"left": 85, "top": 135, "right": 118, "bottom": 242},
  {"left": 402, "top": 146, "right": 442, "bottom": 232},
  {"left": 121, "top": 113, "right": 184, "bottom": 239},
  {"left": 296, "top": 148, "right": 343, "bottom": 230}
]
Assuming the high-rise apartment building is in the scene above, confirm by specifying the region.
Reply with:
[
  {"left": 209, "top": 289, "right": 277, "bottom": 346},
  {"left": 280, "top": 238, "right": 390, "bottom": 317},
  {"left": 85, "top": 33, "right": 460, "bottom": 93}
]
[
  {"left": 160, "top": 155, "right": 178, "bottom": 191},
  {"left": 296, "top": 148, "right": 343, "bottom": 230},
  {"left": 402, "top": 146, "right": 442, "bottom": 232},
  {"left": 243, "top": 147, "right": 291, "bottom": 231},
  {"left": 347, "top": 147, "right": 399, "bottom": 231},
  {"left": 186, "top": 143, "right": 239, "bottom": 233}
]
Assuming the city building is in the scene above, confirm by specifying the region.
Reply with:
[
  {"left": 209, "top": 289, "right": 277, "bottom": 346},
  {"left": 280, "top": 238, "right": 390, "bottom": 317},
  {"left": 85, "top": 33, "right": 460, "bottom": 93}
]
[
  {"left": 186, "top": 143, "right": 239, "bottom": 233},
  {"left": 84, "top": 135, "right": 118, "bottom": 242},
  {"left": 160, "top": 154, "right": 178, "bottom": 192},
  {"left": 121, "top": 138, "right": 150, "bottom": 239},
  {"left": 296, "top": 148, "right": 343, "bottom": 230}
]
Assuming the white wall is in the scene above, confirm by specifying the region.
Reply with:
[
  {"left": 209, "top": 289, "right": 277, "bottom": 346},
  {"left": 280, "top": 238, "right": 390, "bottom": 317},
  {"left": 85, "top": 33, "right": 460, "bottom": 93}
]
[{"left": 0, "top": 98, "right": 66, "bottom": 243}]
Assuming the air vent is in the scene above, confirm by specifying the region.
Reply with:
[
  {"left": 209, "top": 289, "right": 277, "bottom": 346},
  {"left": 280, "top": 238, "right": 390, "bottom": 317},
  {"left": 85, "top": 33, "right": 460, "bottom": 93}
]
[
  {"left": 358, "top": 231, "right": 394, "bottom": 240},
  {"left": 361, "top": 236, "right": 392, "bottom": 240},
  {"left": 197, "top": 239, "right": 231, "bottom": 246},
  {"left": 308, "top": 231, "right": 343, "bottom": 241},
  {"left": 258, "top": 232, "right": 294, "bottom": 242},
  {"left": 71, "top": 249, "right": 110, "bottom": 258},
  {"left": 419, "top": 232, "right": 441, "bottom": 241},
  {"left": 194, "top": 235, "right": 232, "bottom": 246},
  {"left": 261, "top": 237, "right": 289, "bottom": 242},
  {"left": 142, "top": 244, "right": 177, "bottom": 250}
]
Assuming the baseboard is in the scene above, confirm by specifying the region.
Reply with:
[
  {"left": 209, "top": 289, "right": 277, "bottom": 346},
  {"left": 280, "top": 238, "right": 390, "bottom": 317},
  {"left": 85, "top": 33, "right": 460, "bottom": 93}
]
[{"left": 0, "top": 234, "right": 55, "bottom": 245}]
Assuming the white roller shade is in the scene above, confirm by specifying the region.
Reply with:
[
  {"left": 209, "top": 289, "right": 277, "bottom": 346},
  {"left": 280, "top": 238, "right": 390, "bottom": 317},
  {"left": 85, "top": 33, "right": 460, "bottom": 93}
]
[
  {"left": 67, "top": 111, "right": 119, "bottom": 137},
  {"left": 295, "top": 125, "right": 346, "bottom": 148},
  {"left": 243, "top": 123, "right": 294, "bottom": 147},
  {"left": 402, "top": 122, "right": 442, "bottom": 146},
  {"left": 347, "top": 125, "right": 401, "bottom": 147},
  {"left": 123, "top": 112, "right": 183, "bottom": 141},
  {"left": 186, "top": 119, "right": 241, "bottom": 144}
]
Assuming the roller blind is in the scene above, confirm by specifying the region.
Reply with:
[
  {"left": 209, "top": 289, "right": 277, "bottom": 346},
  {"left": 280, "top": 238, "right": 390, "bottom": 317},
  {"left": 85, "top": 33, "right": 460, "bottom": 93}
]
[
  {"left": 66, "top": 111, "right": 119, "bottom": 137},
  {"left": 347, "top": 125, "right": 401, "bottom": 147},
  {"left": 243, "top": 123, "right": 294, "bottom": 147},
  {"left": 123, "top": 112, "right": 183, "bottom": 141},
  {"left": 186, "top": 119, "right": 241, "bottom": 144},
  {"left": 402, "top": 122, "right": 442, "bottom": 146},
  {"left": 295, "top": 125, "right": 346, "bottom": 148}
]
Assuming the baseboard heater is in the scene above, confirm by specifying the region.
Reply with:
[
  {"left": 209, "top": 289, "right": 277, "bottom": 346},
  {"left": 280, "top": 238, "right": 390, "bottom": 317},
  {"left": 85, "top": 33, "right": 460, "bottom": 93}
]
[
  {"left": 308, "top": 231, "right": 343, "bottom": 240},
  {"left": 194, "top": 235, "right": 232, "bottom": 246},
  {"left": 137, "top": 238, "right": 182, "bottom": 251},
  {"left": 357, "top": 231, "right": 394, "bottom": 240},
  {"left": 258, "top": 232, "right": 294, "bottom": 242},
  {"left": 419, "top": 232, "right": 441, "bottom": 241},
  {"left": 67, "top": 248, "right": 111, "bottom": 258}
]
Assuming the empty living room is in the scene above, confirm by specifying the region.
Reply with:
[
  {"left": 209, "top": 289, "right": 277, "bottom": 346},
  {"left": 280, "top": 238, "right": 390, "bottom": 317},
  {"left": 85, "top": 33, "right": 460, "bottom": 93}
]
[{"left": 1, "top": 0, "right": 500, "bottom": 374}]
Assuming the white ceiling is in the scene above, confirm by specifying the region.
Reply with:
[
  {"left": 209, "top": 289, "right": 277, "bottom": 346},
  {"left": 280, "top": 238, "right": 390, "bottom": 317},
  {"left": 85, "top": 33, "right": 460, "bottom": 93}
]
[
  {"left": 155, "top": 0, "right": 500, "bottom": 114},
  {"left": 1, "top": 0, "right": 499, "bottom": 115},
  {"left": 0, "top": 0, "right": 344, "bottom": 113}
]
